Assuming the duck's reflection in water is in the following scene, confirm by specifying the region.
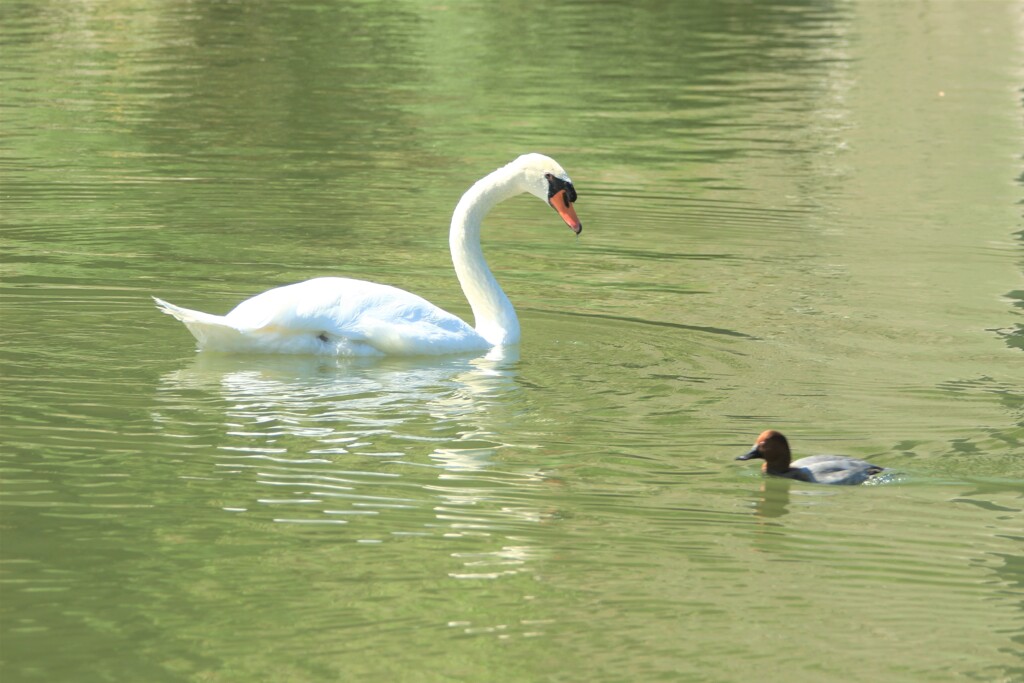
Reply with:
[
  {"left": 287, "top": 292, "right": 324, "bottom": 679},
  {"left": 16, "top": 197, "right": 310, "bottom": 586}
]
[
  {"left": 155, "top": 347, "right": 552, "bottom": 577},
  {"left": 750, "top": 477, "right": 794, "bottom": 519}
]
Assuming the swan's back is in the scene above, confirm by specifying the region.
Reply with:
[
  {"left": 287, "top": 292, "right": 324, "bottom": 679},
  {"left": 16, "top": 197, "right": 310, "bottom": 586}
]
[{"left": 157, "top": 277, "right": 489, "bottom": 356}]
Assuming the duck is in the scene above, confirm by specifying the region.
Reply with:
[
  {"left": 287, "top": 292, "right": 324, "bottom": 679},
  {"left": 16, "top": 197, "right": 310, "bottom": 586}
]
[
  {"left": 736, "top": 430, "right": 885, "bottom": 485},
  {"left": 154, "top": 153, "right": 582, "bottom": 356}
]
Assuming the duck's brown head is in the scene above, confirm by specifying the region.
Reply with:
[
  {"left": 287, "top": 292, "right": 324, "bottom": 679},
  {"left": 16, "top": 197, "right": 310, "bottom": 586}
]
[{"left": 736, "top": 430, "right": 792, "bottom": 474}]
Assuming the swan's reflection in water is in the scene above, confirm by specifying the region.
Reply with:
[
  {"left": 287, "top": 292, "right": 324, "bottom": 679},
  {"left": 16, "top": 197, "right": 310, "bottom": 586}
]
[{"left": 155, "top": 347, "right": 550, "bottom": 579}]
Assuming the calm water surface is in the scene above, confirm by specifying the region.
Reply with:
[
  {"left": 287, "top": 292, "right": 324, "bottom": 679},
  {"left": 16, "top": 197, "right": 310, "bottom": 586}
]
[{"left": 2, "top": 1, "right": 1022, "bottom": 681}]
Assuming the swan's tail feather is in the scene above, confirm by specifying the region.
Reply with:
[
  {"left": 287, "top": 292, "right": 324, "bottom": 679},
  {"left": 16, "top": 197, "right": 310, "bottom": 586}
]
[
  {"left": 153, "top": 296, "right": 247, "bottom": 350},
  {"left": 153, "top": 297, "right": 226, "bottom": 326}
]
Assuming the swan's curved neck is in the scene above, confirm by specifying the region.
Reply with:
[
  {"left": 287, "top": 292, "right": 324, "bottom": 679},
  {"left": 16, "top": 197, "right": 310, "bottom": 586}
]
[{"left": 449, "top": 163, "right": 524, "bottom": 346}]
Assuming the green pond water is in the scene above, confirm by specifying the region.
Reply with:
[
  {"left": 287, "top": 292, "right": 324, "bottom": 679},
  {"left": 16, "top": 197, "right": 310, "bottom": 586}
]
[{"left": 2, "top": 1, "right": 1022, "bottom": 681}]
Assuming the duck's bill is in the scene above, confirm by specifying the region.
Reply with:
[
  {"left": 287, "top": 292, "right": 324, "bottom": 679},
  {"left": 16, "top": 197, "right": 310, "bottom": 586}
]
[
  {"left": 550, "top": 189, "right": 582, "bottom": 234},
  {"left": 736, "top": 447, "right": 759, "bottom": 461}
]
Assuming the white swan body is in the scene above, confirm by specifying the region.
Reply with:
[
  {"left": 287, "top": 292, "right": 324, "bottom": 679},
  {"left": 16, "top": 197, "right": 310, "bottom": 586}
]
[{"left": 155, "top": 153, "right": 582, "bottom": 356}]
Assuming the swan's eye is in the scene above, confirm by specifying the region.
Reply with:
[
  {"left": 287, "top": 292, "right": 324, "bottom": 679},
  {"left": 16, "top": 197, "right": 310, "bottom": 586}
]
[{"left": 546, "top": 174, "right": 576, "bottom": 204}]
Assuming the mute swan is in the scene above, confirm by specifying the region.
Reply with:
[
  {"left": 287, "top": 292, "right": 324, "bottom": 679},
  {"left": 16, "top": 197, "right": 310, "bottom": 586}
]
[{"left": 154, "top": 153, "right": 582, "bottom": 356}]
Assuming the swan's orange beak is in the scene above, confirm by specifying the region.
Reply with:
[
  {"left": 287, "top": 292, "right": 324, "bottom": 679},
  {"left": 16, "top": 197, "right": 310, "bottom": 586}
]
[{"left": 550, "top": 189, "right": 582, "bottom": 235}]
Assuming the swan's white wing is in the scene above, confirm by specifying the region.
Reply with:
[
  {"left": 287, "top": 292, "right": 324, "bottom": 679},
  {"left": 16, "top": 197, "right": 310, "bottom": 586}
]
[{"left": 223, "top": 277, "right": 488, "bottom": 355}]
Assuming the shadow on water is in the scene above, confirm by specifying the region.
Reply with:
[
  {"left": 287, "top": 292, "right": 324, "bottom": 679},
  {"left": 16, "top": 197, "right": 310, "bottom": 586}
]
[
  {"left": 557, "top": 309, "right": 759, "bottom": 339},
  {"left": 993, "top": 229, "right": 1023, "bottom": 351}
]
